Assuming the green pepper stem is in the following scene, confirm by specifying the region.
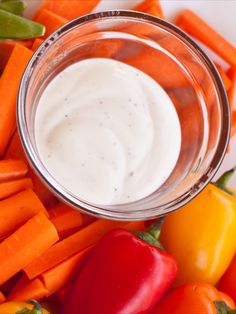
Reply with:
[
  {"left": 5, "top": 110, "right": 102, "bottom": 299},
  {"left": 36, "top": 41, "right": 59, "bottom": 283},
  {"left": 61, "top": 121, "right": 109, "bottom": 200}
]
[
  {"left": 213, "top": 167, "right": 236, "bottom": 195},
  {"left": 147, "top": 217, "right": 165, "bottom": 240},
  {"left": 28, "top": 300, "right": 43, "bottom": 314},
  {"left": 132, "top": 217, "right": 165, "bottom": 250},
  {"left": 214, "top": 300, "right": 236, "bottom": 314},
  {"left": 15, "top": 300, "right": 43, "bottom": 314}
]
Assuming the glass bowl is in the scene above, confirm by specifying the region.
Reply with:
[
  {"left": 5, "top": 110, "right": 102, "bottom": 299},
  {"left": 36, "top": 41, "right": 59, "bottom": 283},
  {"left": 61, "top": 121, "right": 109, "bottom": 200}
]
[{"left": 17, "top": 10, "right": 230, "bottom": 220}]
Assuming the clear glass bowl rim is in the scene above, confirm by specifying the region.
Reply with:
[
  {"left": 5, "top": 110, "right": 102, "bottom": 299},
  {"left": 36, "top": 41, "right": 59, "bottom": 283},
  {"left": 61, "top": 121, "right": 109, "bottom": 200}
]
[{"left": 17, "top": 10, "right": 230, "bottom": 221}]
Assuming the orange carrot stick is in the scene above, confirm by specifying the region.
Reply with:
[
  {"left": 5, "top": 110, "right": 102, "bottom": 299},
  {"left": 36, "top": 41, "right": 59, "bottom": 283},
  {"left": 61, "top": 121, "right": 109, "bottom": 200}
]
[
  {"left": 227, "top": 67, "right": 236, "bottom": 108},
  {"left": 133, "top": 0, "right": 164, "bottom": 19},
  {"left": 7, "top": 278, "right": 48, "bottom": 302},
  {"left": 39, "top": 0, "right": 100, "bottom": 20},
  {"left": 31, "top": 38, "right": 43, "bottom": 52},
  {"left": 0, "top": 41, "right": 32, "bottom": 72},
  {"left": 0, "top": 188, "right": 48, "bottom": 238},
  {"left": 30, "top": 172, "right": 58, "bottom": 208},
  {"left": 40, "top": 246, "right": 91, "bottom": 295},
  {"left": 34, "top": 9, "right": 68, "bottom": 38},
  {"left": 10, "top": 274, "right": 30, "bottom": 295},
  {"left": 0, "top": 273, "right": 21, "bottom": 297},
  {"left": 24, "top": 220, "right": 144, "bottom": 279},
  {"left": 0, "top": 41, "right": 14, "bottom": 72},
  {"left": 5, "top": 132, "right": 57, "bottom": 207},
  {"left": 214, "top": 63, "right": 232, "bottom": 91},
  {"left": 0, "top": 178, "right": 33, "bottom": 200},
  {"left": 124, "top": 47, "right": 188, "bottom": 89},
  {"left": 124, "top": 221, "right": 146, "bottom": 231},
  {"left": 0, "top": 211, "right": 59, "bottom": 286},
  {"left": 5, "top": 131, "right": 26, "bottom": 160},
  {"left": 0, "top": 292, "right": 5, "bottom": 304},
  {"left": 24, "top": 219, "right": 126, "bottom": 279},
  {"left": 0, "top": 44, "right": 33, "bottom": 157},
  {"left": 226, "top": 67, "right": 236, "bottom": 138},
  {"left": 176, "top": 10, "right": 236, "bottom": 66},
  {"left": 49, "top": 204, "right": 82, "bottom": 237},
  {"left": 146, "top": 5, "right": 164, "bottom": 18},
  {"left": 232, "top": 110, "right": 236, "bottom": 138},
  {"left": 0, "top": 159, "right": 28, "bottom": 183}
]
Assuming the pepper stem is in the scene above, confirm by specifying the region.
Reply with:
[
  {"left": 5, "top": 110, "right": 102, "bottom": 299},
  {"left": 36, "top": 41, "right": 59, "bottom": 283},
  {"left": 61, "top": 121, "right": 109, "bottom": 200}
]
[
  {"left": 213, "top": 167, "right": 236, "bottom": 195},
  {"left": 132, "top": 217, "right": 165, "bottom": 250},
  {"left": 147, "top": 217, "right": 165, "bottom": 239},
  {"left": 16, "top": 300, "right": 43, "bottom": 314},
  {"left": 214, "top": 301, "right": 236, "bottom": 314}
]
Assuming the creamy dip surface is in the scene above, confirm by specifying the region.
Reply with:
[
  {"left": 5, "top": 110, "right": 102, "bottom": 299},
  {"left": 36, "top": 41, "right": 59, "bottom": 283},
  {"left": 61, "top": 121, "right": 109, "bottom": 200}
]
[{"left": 35, "top": 58, "right": 181, "bottom": 205}]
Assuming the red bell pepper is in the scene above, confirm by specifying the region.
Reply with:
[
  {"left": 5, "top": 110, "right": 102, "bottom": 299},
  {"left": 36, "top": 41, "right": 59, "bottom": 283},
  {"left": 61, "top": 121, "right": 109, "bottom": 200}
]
[
  {"left": 152, "top": 283, "right": 235, "bottom": 314},
  {"left": 219, "top": 254, "right": 236, "bottom": 303},
  {"left": 63, "top": 221, "right": 177, "bottom": 314}
]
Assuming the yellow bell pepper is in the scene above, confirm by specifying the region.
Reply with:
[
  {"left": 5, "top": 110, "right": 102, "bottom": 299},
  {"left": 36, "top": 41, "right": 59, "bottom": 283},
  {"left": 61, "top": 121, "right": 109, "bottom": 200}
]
[
  {"left": 160, "top": 167, "right": 236, "bottom": 287},
  {"left": 0, "top": 301, "right": 49, "bottom": 314}
]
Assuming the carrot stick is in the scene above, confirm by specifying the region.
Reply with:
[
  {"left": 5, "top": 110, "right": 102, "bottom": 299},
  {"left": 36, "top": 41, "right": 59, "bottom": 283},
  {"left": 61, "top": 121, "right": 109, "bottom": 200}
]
[
  {"left": 15, "top": 40, "right": 33, "bottom": 49},
  {"left": 146, "top": 5, "right": 164, "bottom": 18},
  {"left": 0, "top": 159, "right": 28, "bottom": 183},
  {"left": 39, "top": 0, "right": 100, "bottom": 20},
  {"left": 0, "top": 41, "right": 14, "bottom": 72},
  {"left": 7, "top": 278, "right": 48, "bottom": 302},
  {"left": 124, "top": 47, "right": 188, "bottom": 88},
  {"left": 40, "top": 246, "right": 91, "bottom": 295},
  {"left": 227, "top": 67, "right": 236, "bottom": 108},
  {"left": 0, "top": 44, "right": 33, "bottom": 157},
  {"left": 214, "top": 63, "right": 232, "bottom": 91},
  {"left": 124, "top": 221, "right": 146, "bottom": 231},
  {"left": 219, "top": 67, "right": 232, "bottom": 92},
  {"left": 232, "top": 110, "right": 236, "bottom": 138},
  {"left": 176, "top": 10, "right": 236, "bottom": 66},
  {"left": 23, "top": 219, "right": 126, "bottom": 279},
  {"left": 0, "top": 188, "right": 48, "bottom": 238},
  {"left": 24, "top": 220, "right": 144, "bottom": 279},
  {"left": 10, "top": 274, "right": 30, "bottom": 295},
  {"left": 85, "top": 38, "right": 123, "bottom": 60},
  {"left": 49, "top": 203, "right": 82, "bottom": 237},
  {"left": 30, "top": 172, "right": 58, "bottom": 208},
  {"left": 226, "top": 68, "right": 236, "bottom": 138},
  {"left": 0, "top": 40, "right": 32, "bottom": 72},
  {"left": 31, "top": 38, "right": 43, "bottom": 52},
  {"left": 0, "top": 292, "right": 5, "bottom": 304},
  {"left": 5, "top": 131, "right": 26, "bottom": 160},
  {"left": 0, "top": 273, "right": 21, "bottom": 296},
  {"left": 0, "top": 211, "right": 59, "bottom": 286},
  {"left": 0, "top": 178, "right": 33, "bottom": 200},
  {"left": 5, "top": 132, "right": 57, "bottom": 207},
  {"left": 34, "top": 9, "right": 68, "bottom": 38},
  {"left": 80, "top": 213, "right": 97, "bottom": 227},
  {"left": 133, "top": 0, "right": 164, "bottom": 19}
]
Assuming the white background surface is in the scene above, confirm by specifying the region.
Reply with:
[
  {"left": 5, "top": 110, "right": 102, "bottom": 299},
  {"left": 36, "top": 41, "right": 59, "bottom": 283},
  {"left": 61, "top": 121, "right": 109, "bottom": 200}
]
[{"left": 25, "top": 0, "right": 236, "bottom": 187}]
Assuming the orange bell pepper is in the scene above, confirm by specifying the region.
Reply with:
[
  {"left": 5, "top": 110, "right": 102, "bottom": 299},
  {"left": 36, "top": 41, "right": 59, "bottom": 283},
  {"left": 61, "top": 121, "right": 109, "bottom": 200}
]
[
  {"left": 152, "top": 283, "right": 235, "bottom": 314},
  {"left": 160, "top": 167, "right": 236, "bottom": 286}
]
